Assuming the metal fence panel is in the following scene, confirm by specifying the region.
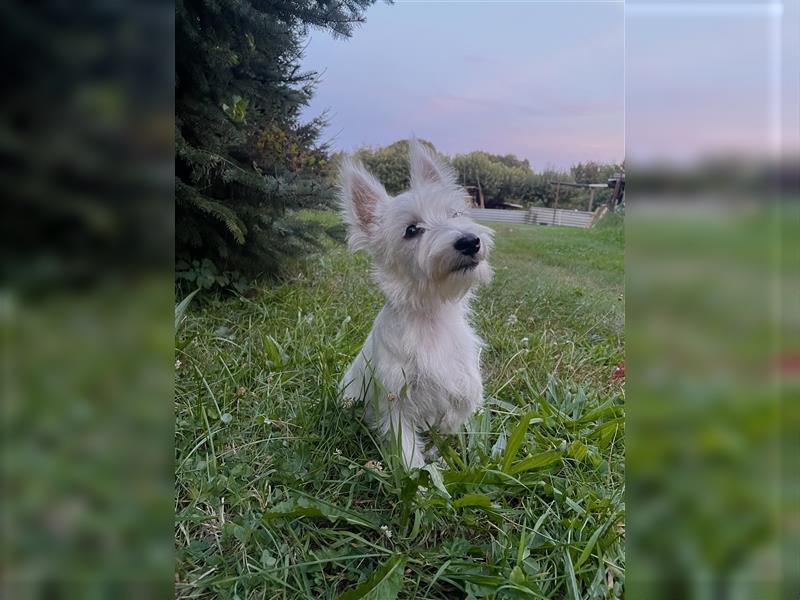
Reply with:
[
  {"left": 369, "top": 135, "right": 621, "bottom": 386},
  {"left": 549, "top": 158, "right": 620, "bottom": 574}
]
[
  {"left": 467, "top": 208, "right": 527, "bottom": 224},
  {"left": 469, "top": 207, "right": 595, "bottom": 228}
]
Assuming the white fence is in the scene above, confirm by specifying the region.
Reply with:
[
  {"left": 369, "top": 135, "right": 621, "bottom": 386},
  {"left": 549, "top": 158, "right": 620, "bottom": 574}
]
[{"left": 469, "top": 207, "right": 596, "bottom": 228}]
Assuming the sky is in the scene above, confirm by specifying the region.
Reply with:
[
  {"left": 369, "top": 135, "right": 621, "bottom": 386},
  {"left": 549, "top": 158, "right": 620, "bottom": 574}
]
[
  {"left": 626, "top": 1, "right": 799, "bottom": 166},
  {"left": 299, "top": 1, "right": 625, "bottom": 170},
  {"left": 300, "top": 1, "right": 798, "bottom": 169}
]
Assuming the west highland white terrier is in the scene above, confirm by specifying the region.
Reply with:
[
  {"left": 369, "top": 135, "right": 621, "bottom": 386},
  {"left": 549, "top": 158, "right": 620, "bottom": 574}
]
[{"left": 339, "top": 140, "right": 493, "bottom": 469}]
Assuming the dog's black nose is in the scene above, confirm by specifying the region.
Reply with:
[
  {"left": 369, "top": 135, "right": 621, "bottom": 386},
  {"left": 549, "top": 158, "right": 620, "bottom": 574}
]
[{"left": 454, "top": 234, "right": 481, "bottom": 256}]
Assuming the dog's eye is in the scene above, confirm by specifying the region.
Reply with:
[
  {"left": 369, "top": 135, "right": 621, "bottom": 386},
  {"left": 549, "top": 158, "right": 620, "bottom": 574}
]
[{"left": 404, "top": 224, "right": 422, "bottom": 239}]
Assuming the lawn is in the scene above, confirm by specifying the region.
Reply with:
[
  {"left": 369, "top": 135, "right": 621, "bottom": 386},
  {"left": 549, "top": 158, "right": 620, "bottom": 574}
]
[{"left": 175, "top": 213, "right": 625, "bottom": 599}]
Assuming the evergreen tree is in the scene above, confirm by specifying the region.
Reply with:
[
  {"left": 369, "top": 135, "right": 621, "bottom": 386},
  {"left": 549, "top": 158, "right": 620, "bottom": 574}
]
[{"left": 176, "top": 0, "right": 377, "bottom": 283}]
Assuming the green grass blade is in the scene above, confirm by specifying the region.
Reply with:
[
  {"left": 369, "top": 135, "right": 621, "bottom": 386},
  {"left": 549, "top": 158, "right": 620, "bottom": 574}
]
[
  {"left": 575, "top": 513, "right": 617, "bottom": 569},
  {"left": 175, "top": 288, "right": 200, "bottom": 330},
  {"left": 563, "top": 548, "right": 580, "bottom": 600}
]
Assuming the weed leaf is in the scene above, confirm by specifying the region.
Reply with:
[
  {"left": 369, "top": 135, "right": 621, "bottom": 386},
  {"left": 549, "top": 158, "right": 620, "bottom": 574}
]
[
  {"left": 263, "top": 496, "right": 378, "bottom": 530},
  {"left": 337, "top": 554, "right": 407, "bottom": 600},
  {"left": 453, "top": 493, "right": 493, "bottom": 509},
  {"left": 501, "top": 411, "right": 534, "bottom": 472},
  {"left": 491, "top": 429, "right": 507, "bottom": 458},
  {"left": 509, "top": 450, "right": 562, "bottom": 475},
  {"left": 421, "top": 463, "right": 451, "bottom": 499}
]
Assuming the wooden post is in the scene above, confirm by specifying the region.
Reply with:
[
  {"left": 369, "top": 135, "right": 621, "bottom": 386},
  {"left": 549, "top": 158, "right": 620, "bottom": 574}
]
[
  {"left": 553, "top": 182, "right": 560, "bottom": 225},
  {"left": 609, "top": 177, "right": 622, "bottom": 210},
  {"left": 588, "top": 188, "right": 595, "bottom": 212}
]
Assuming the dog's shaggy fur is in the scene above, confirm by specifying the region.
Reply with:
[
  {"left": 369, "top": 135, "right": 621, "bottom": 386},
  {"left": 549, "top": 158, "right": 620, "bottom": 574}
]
[{"left": 339, "top": 140, "right": 493, "bottom": 469}]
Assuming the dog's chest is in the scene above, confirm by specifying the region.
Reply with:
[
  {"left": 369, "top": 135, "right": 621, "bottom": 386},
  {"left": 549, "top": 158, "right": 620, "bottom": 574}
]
[{"left": 401, "top": 313, "right": 479, "bottom": 384}]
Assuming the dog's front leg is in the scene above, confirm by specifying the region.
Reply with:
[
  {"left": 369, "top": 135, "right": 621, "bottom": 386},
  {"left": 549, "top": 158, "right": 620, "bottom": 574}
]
[
  {"left": 439, "top": 368, "right": 484, "bottom": 434},
  {"left": 340, "top": 352, "right": 368, "bottom": 405},
  {"left": 382, "top": 404, "right": 426, "bottom": 470},
  {"left": 463, "top": 366, "right": 485, "bottom": 415}
]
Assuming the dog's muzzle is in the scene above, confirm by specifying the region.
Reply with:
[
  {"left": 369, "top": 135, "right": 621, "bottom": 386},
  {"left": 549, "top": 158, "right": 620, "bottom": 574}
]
[{"left": 454, "top": 234, "right": 480, "bottom": 256}]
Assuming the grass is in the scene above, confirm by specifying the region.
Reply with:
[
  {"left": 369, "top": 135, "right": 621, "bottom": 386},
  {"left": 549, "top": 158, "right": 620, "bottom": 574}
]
[{"left": 175, "top": 212, "right": 625, "bottom": 599}]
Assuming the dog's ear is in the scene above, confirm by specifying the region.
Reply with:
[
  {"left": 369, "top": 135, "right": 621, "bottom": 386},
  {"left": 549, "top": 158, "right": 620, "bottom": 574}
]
[
  {"left": 339, "top": 157, "right": 388, "bottom": 251},
  {"left": 409, "top": 139, "right": 456, "bottom": 188}
]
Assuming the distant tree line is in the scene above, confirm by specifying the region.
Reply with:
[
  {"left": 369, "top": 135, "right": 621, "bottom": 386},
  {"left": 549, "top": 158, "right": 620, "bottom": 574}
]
[{"left": 342, "top": 140, "right": 623, "bottom": 211}]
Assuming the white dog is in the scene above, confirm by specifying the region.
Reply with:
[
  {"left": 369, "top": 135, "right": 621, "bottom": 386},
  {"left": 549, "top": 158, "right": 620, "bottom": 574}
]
[{"left": 338, "top": 140, "right": 493, "bottom": 469}]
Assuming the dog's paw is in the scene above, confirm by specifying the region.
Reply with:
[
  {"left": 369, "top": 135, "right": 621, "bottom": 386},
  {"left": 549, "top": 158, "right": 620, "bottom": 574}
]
[
  {"left": 437, "top": 416, "right": 467, "bottom": 436},
  {"left": 341, "top": 395, "right": 359, "bottom": 409},
  {"left": 423, "top": 444, "right": 441, "bottom": 462}
]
